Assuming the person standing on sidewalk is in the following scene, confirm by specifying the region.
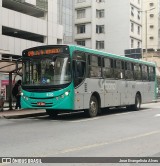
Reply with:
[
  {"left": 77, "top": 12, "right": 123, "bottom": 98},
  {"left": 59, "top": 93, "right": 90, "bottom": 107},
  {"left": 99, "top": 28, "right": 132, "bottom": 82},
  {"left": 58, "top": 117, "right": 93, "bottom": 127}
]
[
  {"left": 0, "top": 92, "right": 4, "bottom": 111},
  {"left": 12, "top": 80, "right": 22, "bottom": 109}
]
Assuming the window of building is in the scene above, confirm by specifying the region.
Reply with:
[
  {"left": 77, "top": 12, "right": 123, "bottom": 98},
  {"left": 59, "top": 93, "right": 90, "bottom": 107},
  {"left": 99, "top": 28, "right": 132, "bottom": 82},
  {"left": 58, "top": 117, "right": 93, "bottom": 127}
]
[
  {"left": 138, "top": 26, "right": 140, "bottom": 35},
  {"left": 131, "top": 22, "right": 134, "bottom": 32},
  {"left": 96, "top": 25, "right": 105, "bottom": 33},
  {"left": 149, "top": 3, "right": 154, "bottom": 7},
  {"left": 137, "top": 11, "right": 140, "bottom": 20},
  {"left": 150, "top": 25, "right": 154, "bottom": 28},
  {"left": 96, "top": 41, "right": 104, "bottom": 49},
  {"left": 96, "top": 0, "right": 105, "bottom": 2},
  {"left": 131, "top": 6, "right": 134, "bottom": 16},
  {"left": 150, "top": 14, "right": 154, "bottom": 17},
  {"left": 131, "top": 39, "right": 134, "bottom": 48},
  {"left": 77, "top": 40, "right": 85, "bottom": 46},
  {"left": 77, "top": 9, "right": 85, "bottom": 19},
  {"left": 137, "top": 41, "right": 140, "bottom": 48},
  {"left": 96, "top": 9, "right": 105, "bottom": 18},
  {"left": 150, "top": 36, "right": 154, "bottom": 40},
  {"left": 77, "top": 24, "right": 85, "bottom": 34}
]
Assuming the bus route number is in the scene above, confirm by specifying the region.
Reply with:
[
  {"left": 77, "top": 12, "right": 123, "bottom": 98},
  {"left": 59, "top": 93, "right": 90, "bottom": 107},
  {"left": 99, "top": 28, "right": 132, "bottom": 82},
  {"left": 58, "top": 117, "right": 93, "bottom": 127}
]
[{"left": 46, "top": 93, "right": 54, "bottom": 97}]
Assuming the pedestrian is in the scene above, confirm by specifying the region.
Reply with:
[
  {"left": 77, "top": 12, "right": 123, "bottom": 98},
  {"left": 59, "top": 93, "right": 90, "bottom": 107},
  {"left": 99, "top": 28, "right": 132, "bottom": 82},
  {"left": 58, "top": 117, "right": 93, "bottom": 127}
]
[
  {"left": 0, "top": 92, "right": 4, "bottom": 112},
  {"left": 12, "top": 80, "right": 21, "bottom": 109}
]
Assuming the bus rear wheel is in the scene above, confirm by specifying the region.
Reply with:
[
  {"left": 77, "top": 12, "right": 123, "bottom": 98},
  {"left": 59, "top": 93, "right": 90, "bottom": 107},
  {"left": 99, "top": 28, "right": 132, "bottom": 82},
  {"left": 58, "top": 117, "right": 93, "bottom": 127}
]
[
  {"left": 86, "top": 96, "right": 98, "bottom": 118},
  {"left": 132, "top": 93, "right": 141, "bottom": 111},
  {"left": 46, "top": 109, "right": 58, "bottom": 118}
]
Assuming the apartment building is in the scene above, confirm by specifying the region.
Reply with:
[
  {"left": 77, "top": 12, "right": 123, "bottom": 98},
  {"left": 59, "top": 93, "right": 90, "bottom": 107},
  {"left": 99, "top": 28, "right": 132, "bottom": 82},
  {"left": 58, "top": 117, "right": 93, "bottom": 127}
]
[
  {"left": 74, "top": 0, "right": 142, "bottom": 55},
  {"left": 142, "top": 0, "right": 160, "bottom": 51},
  {"left": 0, "top": 0, "right": 63, "bottom": 61}
]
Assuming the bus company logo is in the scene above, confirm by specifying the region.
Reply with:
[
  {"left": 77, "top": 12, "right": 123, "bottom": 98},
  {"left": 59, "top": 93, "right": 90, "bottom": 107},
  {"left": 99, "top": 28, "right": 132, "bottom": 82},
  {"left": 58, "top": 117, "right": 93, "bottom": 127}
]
[
  {"left": 98, "top": 80, "right": 116, "bottom": 90},
  {"left": 2, "top": 158, "right": 12, "bottom": 164}
]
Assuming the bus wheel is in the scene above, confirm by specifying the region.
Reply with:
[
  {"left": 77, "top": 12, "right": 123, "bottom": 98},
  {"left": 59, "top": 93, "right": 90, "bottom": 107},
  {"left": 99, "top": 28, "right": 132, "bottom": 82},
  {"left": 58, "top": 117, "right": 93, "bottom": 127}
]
[
  {"left": 133, "top": 94, "right": 141, "bottom": 111},
  {"left": 87, "top": 96, "right": 98, "bottom": 118},
  {"left": 46, "top": 109, "right": 58, "bottom": 118}
]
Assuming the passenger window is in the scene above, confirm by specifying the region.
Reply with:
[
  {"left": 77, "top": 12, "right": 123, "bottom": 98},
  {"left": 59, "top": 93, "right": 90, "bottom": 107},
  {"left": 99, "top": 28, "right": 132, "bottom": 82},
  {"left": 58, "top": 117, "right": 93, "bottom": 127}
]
[
  {"left": 125, "top": 62, "right": 134, "bottom": 80},
  {"left": 134, "top": 64, "right": 142, "bottom": 80},
  {"left": 114, "top": 60, "right": 124, "bottom": 79},
  {"left": 73, "top": 51, "right": 86, "bottom": 87},
  {"left": 102, "top": 58, "right": 114, "bottom": 78},
  {"left": 142, "top": 65, "right": 149, "bottom": 81},
  {"left": 88, "top": 55, "right": 102, "bottom": 78},
  {"left": 149, "top": 66, "right": 155, "bottom": 81}
]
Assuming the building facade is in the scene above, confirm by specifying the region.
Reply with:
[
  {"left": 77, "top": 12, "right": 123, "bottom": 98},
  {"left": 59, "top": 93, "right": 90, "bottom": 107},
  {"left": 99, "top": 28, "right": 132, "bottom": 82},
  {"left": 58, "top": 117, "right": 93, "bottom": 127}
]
[
  {"left": 142, "top": 0, "right": 160, "bottom": 51},
  {"left": 58, "top": 0, "right": 74, "bottom": 44},
  {"left": 0, "top": 0, "right": 63, "bottom": 61},
  {"left": 0, "top": 0, "right": 74, "bottom": 101},
  {"left": 74, "top": 0, "right": 142, "bottom": 55}
]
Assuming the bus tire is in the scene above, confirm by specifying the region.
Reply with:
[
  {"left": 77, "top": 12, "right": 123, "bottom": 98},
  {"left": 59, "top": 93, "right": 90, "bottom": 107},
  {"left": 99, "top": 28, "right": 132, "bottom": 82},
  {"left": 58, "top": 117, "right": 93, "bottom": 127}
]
[
  {"left": 46, "top": 109, "right": 58, "bottom": 118},
  {"left": 86, "top": 95, "right": 98, "bottom": 118},
  {"left": 132, "top": 93, "right": 141, "bottom": 111}
]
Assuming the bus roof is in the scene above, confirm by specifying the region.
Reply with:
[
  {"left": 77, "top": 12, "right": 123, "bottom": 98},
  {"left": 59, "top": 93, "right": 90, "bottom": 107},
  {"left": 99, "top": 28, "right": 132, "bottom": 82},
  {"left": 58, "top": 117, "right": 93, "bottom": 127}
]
[
  {"left": 23, "top": 44, "right": 156, "bottom": 67},
  {"left": 68, "top": 44, "right": 156, "bottom": 67}
]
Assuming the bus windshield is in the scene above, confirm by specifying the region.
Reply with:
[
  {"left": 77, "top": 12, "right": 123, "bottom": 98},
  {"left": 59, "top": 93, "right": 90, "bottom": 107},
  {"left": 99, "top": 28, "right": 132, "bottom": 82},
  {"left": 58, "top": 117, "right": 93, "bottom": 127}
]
[{"left": 22, "top": 54, "right": 71, "bottom": 86}]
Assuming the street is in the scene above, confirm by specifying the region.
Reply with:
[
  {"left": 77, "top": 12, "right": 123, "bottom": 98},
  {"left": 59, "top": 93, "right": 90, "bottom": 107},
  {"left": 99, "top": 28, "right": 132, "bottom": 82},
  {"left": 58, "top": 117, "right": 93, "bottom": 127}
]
[{"left": 0, "top": 102, "right": 160, "bottom": 165}]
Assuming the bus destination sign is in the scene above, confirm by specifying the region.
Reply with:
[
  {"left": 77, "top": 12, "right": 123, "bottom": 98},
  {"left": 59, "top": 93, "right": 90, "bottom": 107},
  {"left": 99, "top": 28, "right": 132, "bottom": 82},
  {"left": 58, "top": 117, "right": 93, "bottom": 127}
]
[{"left": 27, "top": 48, "right": 61, "bottom": 57}]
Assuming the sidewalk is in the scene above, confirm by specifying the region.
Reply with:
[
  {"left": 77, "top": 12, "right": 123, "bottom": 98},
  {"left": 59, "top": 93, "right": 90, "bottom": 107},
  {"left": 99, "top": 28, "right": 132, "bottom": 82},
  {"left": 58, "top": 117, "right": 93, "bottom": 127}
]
[{"left": 0, "top": 109, "right": 46, "bottom": 119}]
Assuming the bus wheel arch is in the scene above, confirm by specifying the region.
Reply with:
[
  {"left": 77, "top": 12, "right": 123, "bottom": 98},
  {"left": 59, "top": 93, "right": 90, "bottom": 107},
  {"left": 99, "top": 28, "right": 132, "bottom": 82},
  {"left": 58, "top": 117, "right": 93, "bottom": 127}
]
[{"left": 86, "top": 92, "right": 101, "bottom": 118}]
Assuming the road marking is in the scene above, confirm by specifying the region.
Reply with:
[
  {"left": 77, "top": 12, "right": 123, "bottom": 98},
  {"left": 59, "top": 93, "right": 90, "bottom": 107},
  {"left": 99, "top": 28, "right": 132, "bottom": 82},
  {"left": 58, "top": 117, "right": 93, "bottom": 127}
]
[
  {"left": 35, "top": 130, "right": 160, "bottom": 157},
  {"left": 155, "top": 114, "right": 160, "bottom": 117},
  {"left": 70, "top": 117, "right": 101, "bottom": 123},
  {"left": 54, "top": 130, "right": 160, "bottom": 155}
]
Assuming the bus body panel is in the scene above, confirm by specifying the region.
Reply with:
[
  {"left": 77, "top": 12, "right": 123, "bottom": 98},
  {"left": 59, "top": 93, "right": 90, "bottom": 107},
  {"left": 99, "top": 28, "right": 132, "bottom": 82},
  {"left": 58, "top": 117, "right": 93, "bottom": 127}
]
[{"left": 21, "top": 84, "right": 75, "bottom": 110}]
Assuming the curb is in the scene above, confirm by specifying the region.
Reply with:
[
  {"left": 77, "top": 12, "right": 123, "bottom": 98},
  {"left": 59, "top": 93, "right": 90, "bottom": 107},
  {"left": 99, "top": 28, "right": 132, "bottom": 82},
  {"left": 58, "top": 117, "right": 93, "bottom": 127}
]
[{"left": 1, "top": 112, "right": 46, "bottom": 119}]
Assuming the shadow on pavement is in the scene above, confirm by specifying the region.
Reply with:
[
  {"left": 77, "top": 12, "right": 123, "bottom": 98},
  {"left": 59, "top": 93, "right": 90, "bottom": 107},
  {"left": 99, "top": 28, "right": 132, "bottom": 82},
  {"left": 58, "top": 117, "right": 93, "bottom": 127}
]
[{"left": 30, "top": 107, "right": 152, "bottom": 122}]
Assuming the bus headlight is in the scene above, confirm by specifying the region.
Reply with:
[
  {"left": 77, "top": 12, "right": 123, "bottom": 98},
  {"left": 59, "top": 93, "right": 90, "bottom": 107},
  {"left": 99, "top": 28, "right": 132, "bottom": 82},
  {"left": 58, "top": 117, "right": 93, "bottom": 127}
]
[
  {"left": 65, "top": 91, "right": 70, "bottom": 96},
  {"left": 21, "top": 92, "right": 24, "bottom": 96}
]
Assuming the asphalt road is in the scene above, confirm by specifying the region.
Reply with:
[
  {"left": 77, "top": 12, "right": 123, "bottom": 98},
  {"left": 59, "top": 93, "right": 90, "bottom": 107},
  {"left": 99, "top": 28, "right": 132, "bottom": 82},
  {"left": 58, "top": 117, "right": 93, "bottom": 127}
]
[{"left": 0, "top": 102, "right": 160, "bottom": 165}]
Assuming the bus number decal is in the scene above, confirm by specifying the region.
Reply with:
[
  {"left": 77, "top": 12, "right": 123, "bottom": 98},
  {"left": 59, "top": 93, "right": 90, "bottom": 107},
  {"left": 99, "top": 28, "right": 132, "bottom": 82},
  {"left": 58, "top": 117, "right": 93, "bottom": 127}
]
[{"left": 46, "top": 93, "right": 54, "bottom": 97}]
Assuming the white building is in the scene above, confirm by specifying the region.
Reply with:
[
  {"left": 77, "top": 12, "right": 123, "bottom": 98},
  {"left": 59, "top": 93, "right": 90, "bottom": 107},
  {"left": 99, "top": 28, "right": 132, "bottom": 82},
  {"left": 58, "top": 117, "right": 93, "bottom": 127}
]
[
  {"left": 74, "top": 0, "right": 142, "bottom": 55},
  {"left": 142, "top": 0, "right": 160, "bottom": 51},
  {"left": 0, "top": 0, "right": 63, "bottom": 61}
]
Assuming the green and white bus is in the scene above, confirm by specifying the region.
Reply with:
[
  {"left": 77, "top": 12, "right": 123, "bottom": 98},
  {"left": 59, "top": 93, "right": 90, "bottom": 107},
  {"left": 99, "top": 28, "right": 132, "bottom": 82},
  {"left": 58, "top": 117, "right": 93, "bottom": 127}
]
[{"left": 21, "top": 45, "right": 157, "bottom": 117}]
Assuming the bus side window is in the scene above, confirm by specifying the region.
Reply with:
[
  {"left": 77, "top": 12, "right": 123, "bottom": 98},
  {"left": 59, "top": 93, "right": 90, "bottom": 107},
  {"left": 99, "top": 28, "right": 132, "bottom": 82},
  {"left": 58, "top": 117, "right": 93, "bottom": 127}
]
[
  {"left": 102, "top": 58, "right": 114, "bottom": 79},
  {"left": 89, "top": 54, "right": 101, "bottom": 78},
  {"left": 134, "top": 64, "right": 142, "bottom": 80},
  {"left": 73, "top": 51, "right": 86, "bottom": 87},
  {"left": 114, "top": 60, "right": 124, "bottom": 79},
  {"left": 125, "top": 62, "right": 134, "bottom": 80},
  {"left": 149, "top": 66, "right": 155, "bottom": 81},
  {"left": 142, "top": 65, "right": 149, "bottom": 81}
]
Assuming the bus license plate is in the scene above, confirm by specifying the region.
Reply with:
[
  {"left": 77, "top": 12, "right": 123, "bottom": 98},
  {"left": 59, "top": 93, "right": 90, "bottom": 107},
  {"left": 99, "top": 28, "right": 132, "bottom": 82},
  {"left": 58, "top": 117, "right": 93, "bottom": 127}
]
[{"left": 37, "top": 102, "right": 45, "bottom": 106}]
